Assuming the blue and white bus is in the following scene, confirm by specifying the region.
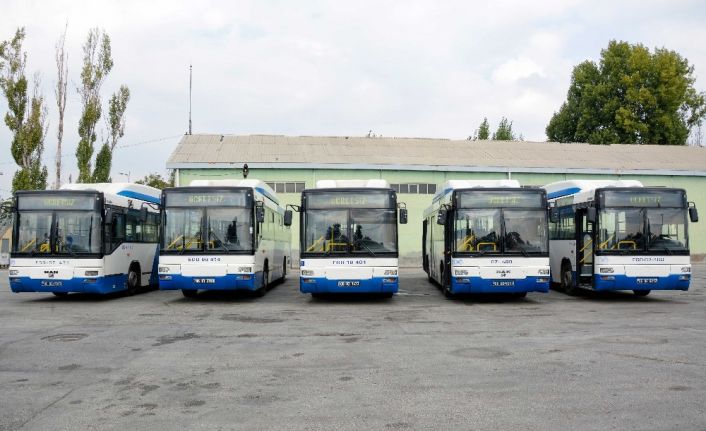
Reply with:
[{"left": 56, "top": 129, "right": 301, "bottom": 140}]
[
  {"left": 158, "top": 180, "right": 292, "bottom": 297},
  {"left": 298, "top": 180, "right": 407, "bottom": 298},
  {"left": 8, "top": 183, "right": 161, "bottom": 296},
  {"left": 544, "top": 180, "right": 698, "bottom": 296},
  {"left": 422, "top": 180, "right": 551, "bottom": 298}
]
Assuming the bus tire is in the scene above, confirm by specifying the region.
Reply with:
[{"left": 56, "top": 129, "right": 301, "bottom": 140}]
[
  {"left": 282, "top": 257, "right": 287, "bottom": 281},
  {"left": 633, "top": 290, "right": 651, "bottom": 297},
  {"left": 53, "top": 292, "right": 69, "bottom": 297},
  {"left": 127, "top": 264, "right": 141, "bottom": 295},
  {"left": 254, "top": 263, "right": 269, "bottom": 297},
  {"left": 561, "top": 262, "right": 578, "bottom": 296},
  {"left": 512, "top": 291, "right": 527, "bottom": 298},
  {"left": 381, "top": 292, "right": 394, "bottom": 299},
  {"left": 182, "top": 289, "right": 198, "bottom": 298}
]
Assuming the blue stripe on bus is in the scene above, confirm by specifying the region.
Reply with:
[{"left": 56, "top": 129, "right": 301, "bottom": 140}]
[
  {"left": 117, "top": 190, "right": 161, "bottom": 204},
  {"left": 547, "top": 187, "right": 581, "bottom": 200},
  {"left": 299, "top": 276, "right": 398, "bottom": 294},
  {"left": 254, "top": 187, "right": 280, "bottom": 206},
  {"left": 450, "top": 275, "right": 550, "bottom": 294},
  {"left": 9, "top": 274, "right": 128, "bottom": 295}
]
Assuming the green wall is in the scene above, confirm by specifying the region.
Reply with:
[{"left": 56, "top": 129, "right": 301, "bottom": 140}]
[{"left": 178, "top": 168, "right": 706, "bottom": 265}]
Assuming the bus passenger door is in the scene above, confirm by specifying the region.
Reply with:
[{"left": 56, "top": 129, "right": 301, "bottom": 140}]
[{"left": 575, "top": 209, "right": 595, "bottom": 282}]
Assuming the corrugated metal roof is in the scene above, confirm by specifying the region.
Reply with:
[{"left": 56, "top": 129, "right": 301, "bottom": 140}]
[{"left": 166, "top": 134, "right": 706, "bottom": 173}]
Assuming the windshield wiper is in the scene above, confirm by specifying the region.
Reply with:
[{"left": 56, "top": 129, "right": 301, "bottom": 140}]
[
  {"left": 353, "top": 239, "right": 376, "bottom": 257},
  {"left": 208, "top": 229, "right": 229, "bottom": 253}
]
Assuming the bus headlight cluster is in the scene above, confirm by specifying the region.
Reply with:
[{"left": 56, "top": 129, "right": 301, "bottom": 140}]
[
  {"left": 301, "top": 269, "right": 314, "bottom": 276},
  {"left": 599, "top": 267, "right": 615, "bottom": 274},
  {"left": 384, "top": 269, "right": 397, "bottom": 276},
  {"left": 538, "top": 268, "right": 550, "bottom": 275},
  {"left": 237, "top": 266, "right": 252, "bottom": 273},
  {"left": 158, "top": 266, "right": 170, "bottom": 273},
  {"left": 454, "top": 269, "right": 469, "bottom": 276},
  {"left": 84, "top": 270, "right": 99, "bottom": 276},
  {"left": 9, "top": 269, "right": 18, "bottom": 276},
  {"left": 681, "top": 267, "right": 691, "bottom": 273}
]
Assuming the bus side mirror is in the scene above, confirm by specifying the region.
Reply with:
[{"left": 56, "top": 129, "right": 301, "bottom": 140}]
[
  {"left": 105, "top": 209, "right": 114, "bottom": 224},
  {"left": 256, "top": 206, "right": 265, "bottom": 223},
  {"left": 587, "top": 207, "right": 597, "bottom": 223},
  {"left": 689, "top": 206, "right": 699, "bottom": 223},
  {"left": 284, "top": 210, "right": 293, "bottom": 226},
  {"left": 399, "top": 208, "right": 408, "bottom": 224},
  {"left": 436, "top": 209, "right": 447, "bottom": 225},
  {"left": 140, "top": 207, "right": 148, "bottom": 222},
  {"left": 549, "top": 208, "right": 559, "bottom": 223}
]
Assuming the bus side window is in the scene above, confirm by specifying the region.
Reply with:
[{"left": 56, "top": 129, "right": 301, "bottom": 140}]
[{"left": 111, "top": 213, "right": 125, "bottom": 250}]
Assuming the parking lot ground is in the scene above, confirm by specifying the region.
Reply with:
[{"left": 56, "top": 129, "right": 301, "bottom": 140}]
[{"left": 1, "top": 266, "right": 705, "bottom": 430}]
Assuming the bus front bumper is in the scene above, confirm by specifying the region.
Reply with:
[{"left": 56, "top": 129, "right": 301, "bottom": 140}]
[
  {"left": 450, "top": 275, "right": 550, "bottom": 294},
  {"left": 9, "top": 275, "right": 128, "bottom": 295},
  {"left": 300, "top": 276, "right": 398, "bottom": 294},
  {"left": 159, "top": 273, "right": 259, "bottom": 291},
  {"left": 592, "top": 273, "right": 690, "bottom": 291}
]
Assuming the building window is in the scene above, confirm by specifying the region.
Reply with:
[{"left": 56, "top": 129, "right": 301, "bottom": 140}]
[
  {"left": 266, "top": 182, "right": 306, "bottom": 194},
  {"left": 391, "top": 183, "right": 437, "bottom": 194}
]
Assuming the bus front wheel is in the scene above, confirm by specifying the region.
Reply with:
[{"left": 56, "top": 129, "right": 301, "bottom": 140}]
[
  {"left": 127, "top": 265, "right": 141, "bottom": 295},
  {"left": 53, "top": 292, "right": 69, "bottom": 297},
  {"left": 182, "top": 289, "right": 198, "bottom": 298},
  {"left": 254, "top": 263, "right": 269, "bottom": 297},
  {"left": 633, "top": 290, "right": 651, "bottom": 297},
  {"left": 561, "top": 263, "right": 579, "bottom": 296}
]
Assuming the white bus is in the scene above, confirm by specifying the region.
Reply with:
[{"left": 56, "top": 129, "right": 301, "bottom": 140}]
[
  {"left": 298, "top": 180, "right": 407, "bottom": 297},
  {"left": 422, "top": 180, "right": 551, "bottom": 298},
  {"left": 158, "top": 179, "right": 292, "bottom": 297},
  {"left": 8, "top": 183, "right": 161, "bottom": 296},
  {"left": 544, "top": 180, "right": 698, "bottom": 296}
]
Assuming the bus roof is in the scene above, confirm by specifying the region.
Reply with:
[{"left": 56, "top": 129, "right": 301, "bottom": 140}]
[
  {"left": 314, "top": 179, "right": 390, "bottom": 189},
  {"left": 432, "top": 179, "right": 520, "bottom": 202},
  {"left": 187, "top": 179, "right": 279, "bottom": 206},
  {"left": 543, "top": 179, "right": 643, "bottom": 202},
  {"left": 60, "top": 182, "right": 161, "bottom": 205}
]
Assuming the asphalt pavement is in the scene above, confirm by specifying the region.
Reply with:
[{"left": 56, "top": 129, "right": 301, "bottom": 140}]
[{"left": 1, "top": 267, "right": 705, "bottom": 430}]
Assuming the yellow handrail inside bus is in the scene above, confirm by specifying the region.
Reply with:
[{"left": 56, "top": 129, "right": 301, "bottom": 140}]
[
  {"left": 167, "top": 235, "right": 184, "bottom": 250},
  {"left": 460, "top": 234, "right": 475, "bottom": 251},
  {"left": 20, "top": 238, "right": 37, "bottom": 253},
  {"left": 616, "top": 240, "right": 637, "bottom": 250},
  {"left": 579, "top": 238, "right": 593, "bottom": 253},
  {"left": 307, "top": 235, "right": 325, "bottom": 252},
  {"left": 477, "top": 242, "right": 497, "bottom": 251},
  {"left": 598, "top": 234, "right": 615, "bottom": 249}
]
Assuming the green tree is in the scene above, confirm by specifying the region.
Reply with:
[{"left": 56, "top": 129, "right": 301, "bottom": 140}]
[
  {"left": 135, "top": 172, "right": 173, "bottom": 190},
  {"left": 477, "top": 117, "right": 490, "bottom": 140},
  {"left": 92, "top": 85, "right": 130, "bottom": 182},
  {"left": 547, "top": 40, "right": 706, "bottom": 145},
  {"left": 76, "top": 28, "right": 113, "bottom": 182},
  {"left": 0, "top": 28, "right": 48, "bottom": 192},
  {"left": 492, "top": 117, "right": 515, "bottom": 140}
]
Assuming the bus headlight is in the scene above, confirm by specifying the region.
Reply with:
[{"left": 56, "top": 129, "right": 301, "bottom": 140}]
[
  {"left": 599, "top": 267, "right": 615, "bottom": 274},
  {"left": 384, "top": 269, "right": 397, "bottom": 276},
  {"left": 681, "top": 267, "right": 691, "bottom": 273},
  {"left": 9, "top": 269, "right": 18, "bottom": 276},
  {"left": 679, "top": 275, "right": 690, "bottom": 281},
  {"left": 538, "top": 268, "right": 550, "bottom": 275},
  {"left": 158, "top": 266, "right": 170, "bottom": 273},
  {"left": 454, "top": 269, "right": 468, "bottom": 276},
  {"left": 84, "top": 270, "right": 99, "bottom": 276},
  {"left": 237, "top": 266, "right": 252, "bottom": 273},
  {"left": 301, "top": 269, "right": 314, "bottom": 276}
]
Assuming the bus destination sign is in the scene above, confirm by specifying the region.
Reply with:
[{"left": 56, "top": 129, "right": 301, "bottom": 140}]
[
  {"left": 167, "top": 192, "right": 248, "bottom": 207},
  {"left": 18, "top": 195, "right": 98, "bottom": 211},
  {"left": 458, "top": 191, "right": 544, "bottom": 208},
  {"left": 307, "top": 192, "right": 392, "bottom": 209},
  {"left": 601, "top": 190, "right": 684, "bottom": 208}
]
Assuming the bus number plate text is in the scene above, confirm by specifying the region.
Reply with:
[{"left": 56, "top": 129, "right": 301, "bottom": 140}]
[
  {"left": 337, "top": 281, "right": 360, "bottom": 287},
  {"left": 193, "top": 278, "right": 216, "bottom": 284},
  {"left": 636, "top": 278, "right": 658, "bottom": 285},
  {"left": 492, "top": 281, "right": 515, "bottom": 287}
]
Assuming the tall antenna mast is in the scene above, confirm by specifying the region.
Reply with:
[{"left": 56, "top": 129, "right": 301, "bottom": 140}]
[{"left": 188, "top": 64, "right": 193, "bottom": 135}]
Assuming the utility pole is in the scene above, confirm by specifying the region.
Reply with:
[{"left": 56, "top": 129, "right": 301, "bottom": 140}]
[{"left": 188, "top": 64, "right": 192, "bottom": 135}]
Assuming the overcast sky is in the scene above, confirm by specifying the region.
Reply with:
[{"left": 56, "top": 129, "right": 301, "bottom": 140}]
[{"left": 1, "top": 0, "right": 705, "bottom": 197}]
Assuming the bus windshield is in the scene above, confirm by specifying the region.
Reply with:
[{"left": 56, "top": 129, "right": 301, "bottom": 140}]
[
  {"left": 303, "top": 208, "right": 398, "bottom": 254},
  {"left": 14, "top": 210, "right": 102, "bottom": 255},
  {"left": 162, "top": 207, "right": 253, "bottom": 252},
  {"left": 454, "top": 209, "right": 547, "bottom": 254},
  {"left": 597, "top": 208, "right": 688, "bottom": 252}
]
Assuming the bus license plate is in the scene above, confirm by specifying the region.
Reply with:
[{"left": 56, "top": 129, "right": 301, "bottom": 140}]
[
  {"left": 337, "top": 281, "right": 360, "bottom": 287},
  {"left": 194, "top": 278, "right": 216, "bottom": 284},
  {"left": 636, "top": 278, "right": 658, "bottom": 285},
  {"left": 492, "top": 281, "right": 515, "bottom": 287}
]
